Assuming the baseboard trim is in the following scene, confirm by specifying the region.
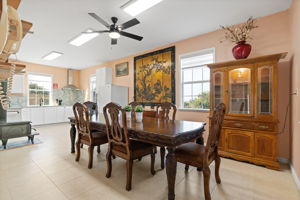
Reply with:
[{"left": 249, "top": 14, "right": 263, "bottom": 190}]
[
  {"left": 278, "top": 157, "right": 290, "bottom": 164},
  {"left": 291, "top": 164, "right": 300, "bottom": 190}
]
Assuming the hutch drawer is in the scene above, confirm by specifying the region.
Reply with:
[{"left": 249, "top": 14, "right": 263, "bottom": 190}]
[
  {"left": 253, "top": 122, "right": 275, "bottom": 132},
  {"left": 223, "top": 120, "right": 253, "bottom": 130}
]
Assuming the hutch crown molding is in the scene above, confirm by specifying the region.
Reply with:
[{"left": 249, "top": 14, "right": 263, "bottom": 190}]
[{"left": 207, "top": 52, "right": 287, "bottom": 170}]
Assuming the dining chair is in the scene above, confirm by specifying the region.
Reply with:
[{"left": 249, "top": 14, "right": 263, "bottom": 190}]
[
  {"left": 83, "top": 101, "right": 101, "bottom": 153},
  {"left": 174, "top": 103, "right": 226, "bottom": 200},
  {"left": 103, "top": 102, "right": 156, "bottom": 191},
  {"left": 156, "top": 102, "right": 177, "bottom": 169},
  {"left": 73, "top": 102, "right": 108, "bottom": 169}
]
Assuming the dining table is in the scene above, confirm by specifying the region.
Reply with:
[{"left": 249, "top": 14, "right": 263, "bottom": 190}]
[{"left": 69, "top": 114, "right": 206, "bottom": 200}]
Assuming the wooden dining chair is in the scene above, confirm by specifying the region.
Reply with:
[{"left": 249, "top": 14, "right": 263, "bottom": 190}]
[
  {"left": 103, "top": 102, "right": 156, "bottom": 191},
  {"left": 174, "top": 103, "right": 226, "bottom": 200},
  {"left": 156, "top": 102, "right": 177, "bottom": 169},
  {"left": 73, "top": 102, "right": 108, "bottom": 169},
  {"left": 83, "top": 101, "right": 101, "bottom": 153}
]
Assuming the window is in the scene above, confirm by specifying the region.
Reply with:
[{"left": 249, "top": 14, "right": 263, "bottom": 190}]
[
  {"left": 90, "top": 75, "right": 97, "bottom": 102},
  {"left": 28, "top": 73, "right": 52, "bottom": 106},
  {"left": 180, "top": 49, "right": 214, "bottom": 110}
]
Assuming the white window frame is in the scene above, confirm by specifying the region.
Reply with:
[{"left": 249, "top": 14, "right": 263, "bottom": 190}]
[
  {"left": 27, "top": 72, "right": 53, "bottom": 106},
  {"left": 89, "top": 74, "right": 97, "bottom": 102},
  {"left": 179, "top": 48, "right": 215, "bottom": 111}
]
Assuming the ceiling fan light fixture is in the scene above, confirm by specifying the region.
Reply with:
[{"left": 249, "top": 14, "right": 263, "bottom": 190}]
[
  {"left": 121, "top": 0, "right": 163, "bottom": 17},
  {"left": 109, "top": 31, "right": 120, "bottom": 39}
]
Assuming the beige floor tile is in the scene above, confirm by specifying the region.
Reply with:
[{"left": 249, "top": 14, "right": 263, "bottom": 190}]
[
  {"left": 0, "top": 123, "right": 299, "bottom": 200},
  {"left": 0, "top": 186, "right": 12, "bottom": 200}
]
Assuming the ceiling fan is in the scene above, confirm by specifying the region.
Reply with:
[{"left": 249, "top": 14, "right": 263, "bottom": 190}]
[{"left": 87, "top": 13, "right": 143, "bottom": 45}]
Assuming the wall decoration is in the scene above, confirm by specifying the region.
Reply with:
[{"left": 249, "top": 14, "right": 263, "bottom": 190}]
[
  {"left": 134, "top": 46, "right": 175, "bottom": 106},
  {"left": 220, "top": 17, "right": 258, "bottom": 59},
  {"left": 53, "top": 83, "right": 58, "bottom": 89},
  {"left": 115, "top": 62, "right": 129, "bottom": 77}
]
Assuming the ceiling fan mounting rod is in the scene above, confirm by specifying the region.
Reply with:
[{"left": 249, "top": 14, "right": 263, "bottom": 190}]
[{"left": 111, "top": 17, "right": 118, "bottom": 24}]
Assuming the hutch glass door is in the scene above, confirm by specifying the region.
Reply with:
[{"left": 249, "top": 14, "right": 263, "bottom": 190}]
[
  {"left": 212, "top": 71, "right": 223, "bottom": 109},
  {"left": 258, "top": 66, "right": 273, "bottom": 115},
  {"left": 229, "top": 68, "right": 251, "bottom": 114}
]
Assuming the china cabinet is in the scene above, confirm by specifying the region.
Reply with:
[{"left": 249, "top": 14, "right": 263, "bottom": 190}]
[{"left": 207, "top": 53, "right": 287, "bottom": 170}]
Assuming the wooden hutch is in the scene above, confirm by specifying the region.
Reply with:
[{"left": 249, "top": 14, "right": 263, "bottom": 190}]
[{"left": 207, "top": 53, "right": 287, "bottom": 170}]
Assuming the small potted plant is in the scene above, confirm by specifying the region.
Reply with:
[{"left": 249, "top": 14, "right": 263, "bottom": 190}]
[
  {"left": 135, "top": 105, "right": 144, "bottom": 122},
  {"left": 124, "top": 105, "right": 132, "bottom": 120}
]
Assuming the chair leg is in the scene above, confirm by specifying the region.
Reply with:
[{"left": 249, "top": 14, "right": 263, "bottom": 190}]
[
  {"left": 215, "top": 156, "right": 221, "bottom": 184},
  {"left": 88, "top": 146, "right": 94, "bottom": 169},
  {"left": 106, "top": 149, "right": 112, "bottom": 178},
  {"left": 185, "top": 164, "right": 189, "bottom": 171},
  {"left": 126, "top": 159, "right": 133, "bottom": 191},
  {"left": 203, "top": 167, "right": 211, "bottom": 200},
  {"left": 97, "top": 145, "right": 101, "bottom": 153},
  {"left": 75, "top": 140, "right": 81, "bottom": 162},
  {"left": 160, "top": 147, "right": 165, "bottom": 169},
  {"left": 150, "top": 151, "right": 156, "bottom": 175}
]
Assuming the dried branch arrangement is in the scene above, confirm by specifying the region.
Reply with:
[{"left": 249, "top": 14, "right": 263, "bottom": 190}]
[{"left": 220, "top": 17, "right": 258, "bottom": 43}]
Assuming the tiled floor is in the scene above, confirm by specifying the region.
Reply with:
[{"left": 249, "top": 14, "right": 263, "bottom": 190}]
[{"left": 0, "top": 123, "right": 299, "bottom": 200}]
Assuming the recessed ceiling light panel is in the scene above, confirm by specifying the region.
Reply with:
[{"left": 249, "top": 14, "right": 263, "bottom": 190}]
[
  {"left": 69, "top": 29, "right": 99, "bottom": 47},
  {"left": 42, "top": 51, "right": 63, "bottom": 61},
  {"left": 121, "top": 0, "right": 163, "bottom": 17}
]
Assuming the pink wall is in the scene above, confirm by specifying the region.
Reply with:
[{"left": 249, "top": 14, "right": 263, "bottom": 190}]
[
  {"left": 80, "top": 10, "right": 291, "bottom": 159},
  {"left": 290, "top": 0, "right": 300, "bottom": 183},
  {"left": 17, "top": 61, "right": 80, "bottom": 89}
]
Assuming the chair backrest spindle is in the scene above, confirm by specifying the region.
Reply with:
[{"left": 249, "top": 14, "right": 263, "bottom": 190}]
[
  {"left": 156, "top": 102, "right": 177, "bottom": 120},
  {"left": 103, "top": 102, "right": 130, "bottom": 154},
  {"left": 205, "top": 103, "right": 226, "bottom": 157}
]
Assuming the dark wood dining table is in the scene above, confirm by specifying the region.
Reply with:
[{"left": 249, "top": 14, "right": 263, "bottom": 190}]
[{"left": 69, "top": 115, "right": 206, "bottom": 200}]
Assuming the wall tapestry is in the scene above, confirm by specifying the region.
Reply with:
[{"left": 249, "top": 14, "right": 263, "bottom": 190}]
[{"left": 134, "top": 46, "right": 175, "bottom": 106}]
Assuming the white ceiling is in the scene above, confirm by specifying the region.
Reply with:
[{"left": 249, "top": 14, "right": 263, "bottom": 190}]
[{"left": 16, "top": 0, "right": 292, "bottom": 69}]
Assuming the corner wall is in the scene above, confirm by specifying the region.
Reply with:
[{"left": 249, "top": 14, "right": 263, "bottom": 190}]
[{"left": 290, "top": 0, "right": 300, "bottom": 188}]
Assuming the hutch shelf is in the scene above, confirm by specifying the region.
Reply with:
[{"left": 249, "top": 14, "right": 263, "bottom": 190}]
[{"left": 207, "top": 52, "right": 287, "bottom": 170}]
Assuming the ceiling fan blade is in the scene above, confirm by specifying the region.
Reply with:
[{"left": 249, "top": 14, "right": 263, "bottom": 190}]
[
  {"left": 119, "top": 18, "right": 140, "bottom": 30},
  {"left": 88, "top": 13, "right": 110, "bottom": 28},
  {"left": 82, "top": 30, "right": 109, "bottom": 34},
  {"left": 120, "top": 31, "right": 143, "bottom": 41},
  {"left": 111, "top": 39, "right": 117, "bottom": 45}
]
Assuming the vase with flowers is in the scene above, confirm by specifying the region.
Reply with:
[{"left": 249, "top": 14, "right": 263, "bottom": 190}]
[{"left": 221, "top": 17, "right": 258, "bottom": 59}]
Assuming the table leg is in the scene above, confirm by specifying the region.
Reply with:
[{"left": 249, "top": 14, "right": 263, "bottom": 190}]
[
  {"left": 166, "top": 147, "right": 177, "bottom": 200},
  {"left": 70, "top": 123, "right": 76, "bottom": 153}
]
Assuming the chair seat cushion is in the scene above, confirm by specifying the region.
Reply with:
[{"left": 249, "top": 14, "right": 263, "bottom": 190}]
[
  {"left": 112, "top": 140, "right": 154, "bottom": 159},
  {"left": 81, "top": 131, "right": 108, "bottom": 144},
  {"left": 175, "top": 142, "right": 206, "bottom": 167}
]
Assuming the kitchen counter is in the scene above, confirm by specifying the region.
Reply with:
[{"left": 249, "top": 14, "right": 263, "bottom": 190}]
[
  {"left": 9, "top": 105, "right": 74, "bottom": 109},
  {"left": 7, "top": 106, "right": 74, "bottom": 125}
]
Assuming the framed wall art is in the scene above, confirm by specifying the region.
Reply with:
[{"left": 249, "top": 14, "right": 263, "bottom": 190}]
[
  {"left": 134, "top": 46, "right": 175, "bottom": 106},
  {"left": 115, "top": 62, "right": 129, "bottom": 77}
]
